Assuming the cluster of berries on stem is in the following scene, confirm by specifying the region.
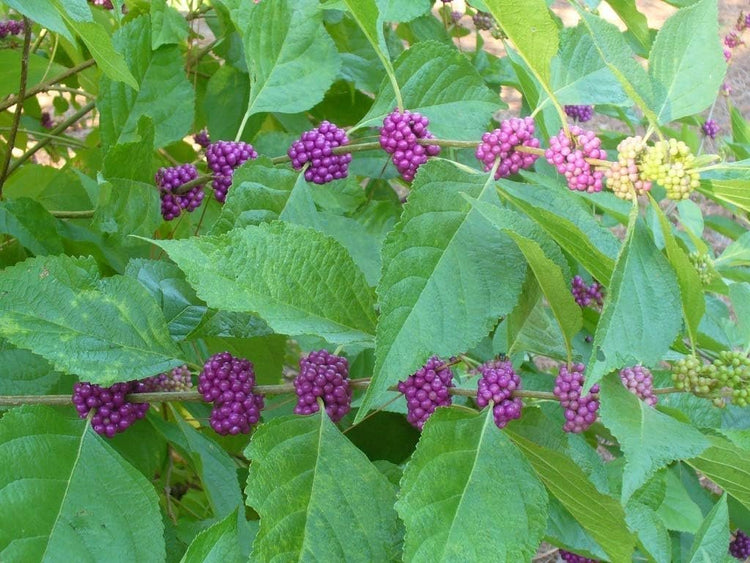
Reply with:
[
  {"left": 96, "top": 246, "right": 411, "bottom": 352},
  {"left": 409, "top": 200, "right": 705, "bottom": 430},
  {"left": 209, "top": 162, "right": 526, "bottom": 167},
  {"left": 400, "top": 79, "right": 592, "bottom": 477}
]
[
  {"left": 554, "top": 363, "right": 600, "bottom": 433},
  {"left": 558, "top": 550, "right": 598, "bottom": 563},
  {"left": 545, "top": 126, "right": 607, "bottom": 193},
  {"left": 72, "top": 381, "right": 149, "bottom": 438},
  {"left": 193, "top": 128, "right": 210, "bottom": 148},
  {"left": 671, "top": 351, "right": 750, "bottom": 407},
  {"left": 475, "top": 358, "right": 523, "bottom": 429},
  {"left": 563, "top": 105, "right": 594, "bottom": 123},
  {"left": 619, "top": 365, "right": 658, "bottom": 406},
  {"left": 379, "top": 109, "right": 441, "bottom": 182},
  {"left": 702, "top": 119, "right": 719, "bottom": 139},
  {"left": 730, "top": 529, "right": 750, "bottom": 560},
  {"left": 288, "top": 121, "right": 352, "bottom": 184},
  {"left": 293, "top": 349, "right": 352, "bottom": 422},
  {"left": 135, "top": 365, "right": 193, "bottom": 393},
  {"left": 0, "top": 19, "right": 24, "bottom": 39},
  {"left": 205, "top": 141, "right": 258, "bottom": 203},
  {"left": 155, "top": 164, "right": 205, "bottom": 221},
  {"left": 398, "top": 356, "right": 454, "bottom": 430},
  {"left": 475, "top": 117, "right": 540, "bottom": 179},
  {"left": 605, "top": 136, "right": 652, "bottom": 200},
  {"left": 640, "top": 138, "right": 699, "bottom": 200},
  {"left": 571, "top": 275, "right": 604, "bottom": 309}
]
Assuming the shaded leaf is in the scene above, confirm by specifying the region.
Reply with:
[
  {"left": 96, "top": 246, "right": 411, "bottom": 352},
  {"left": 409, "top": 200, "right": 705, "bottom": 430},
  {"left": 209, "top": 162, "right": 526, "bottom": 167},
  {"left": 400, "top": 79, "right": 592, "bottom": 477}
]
[
  {"left": 688, "top": 494, "right": 730, "bottom": 563},
  {"left": 687, "top": 436, "right": 750, "bottom": 511}
]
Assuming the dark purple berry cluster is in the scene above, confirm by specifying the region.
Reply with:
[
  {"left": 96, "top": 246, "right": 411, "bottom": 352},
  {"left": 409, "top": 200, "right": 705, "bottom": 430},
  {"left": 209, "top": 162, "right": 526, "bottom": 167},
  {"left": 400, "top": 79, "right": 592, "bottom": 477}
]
[
  {"left": 473, "top": 11, "right": 494, "bottom": 30},
  {"left": 0, "top": 19, "right": 24, "bottom": 38},
  {"left": 554, "top": 363, "right": 600, "bottom": 433},
  {"left": 155, "top": 164, "right": 205, "bottom": 221},
  {"left": 72, "top": 381, "right": 149, "bottom": 438},
  {"left": 41, "top": 112, "right": 54, "bottom": 130},
  {"left": 379, "top": 109, "right": 441, "bottom": 182},
  {"left": 563, "top": 105, "right": 594, "bottom": 123},
  {"left": 205, "top": 141, "right": 258, "bottom": 203},
  {"left": 288, "top": 121, "right": 352, "bottom": 184},
  {"left": 193, "top": 128, "right": 210, "bottom": 148},
  {"left": 198, "top": 352, "right": 264, "bottom": 435},
  {"left": 619, "top": 365, "right": 658, "bottom": 406},
  {"left": 559, "top": 549, "right": 598, "bottom": 563},
  {"left": 475, "top": 117, "right": 540, "bottom": 179},
  {"left": 701, "top": 119, "right": 719, "bottom": 139},
  {"left": 135, "top": 365, "right": 193, "bottom": 393},
  {"left": 475, "top": 358, "right": 523, "bottom": 429},
  {"left": 397, "top": 356, "right": 454, "bottom": 430},
  {"left": 293, "top": 350, "right": 352, "bottom": 422},
  {"left": 88, "top": 0, "right": 114, "bottom": 8},
  {"left": 571, "top": 275, "right": 604, "bottom": 309},
  {"left": 730, "top": 530, "right": 750, "bottom": 559},
  {"left": 545, "top": 126, "right": 606, "bottom": 192}
]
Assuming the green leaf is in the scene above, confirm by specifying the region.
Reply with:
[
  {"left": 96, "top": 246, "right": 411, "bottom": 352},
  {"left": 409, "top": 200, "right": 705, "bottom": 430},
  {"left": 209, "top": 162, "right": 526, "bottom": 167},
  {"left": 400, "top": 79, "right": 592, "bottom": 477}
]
[
  {"left": 688, "top": 494, "right": 730, "bottom": 563},
  {"left": 180, "top": 509, "right": 242, "bottom": 563},
  {"left": 649, "top": 0, "right": 725, "bottom": 124},
  {"left": 585, "top": 215, "right": 682, "bottom": 389},
  {"left": 655, "top": 467, "right": 704, "bottom": 533},
  {"left": 152, "top": 221, "right": 377, "bottom": 345},
  {"left": 687, "top": 436, "right": 750, "bottom": 511},
  {"left": 0, "top": 51, "right": 67, "bottom": 99},
  {"left": 0, "top": 255, "right": 183, "bottom": 384},
  {"left": 0, "top": 198, "right": 65, "bottom": 256},
  {"left": 0, "top": 341, "right": 62, "bottom": 395},
  {"left": 358, "top": 41, "right": 502, "bottom": 140},
  {"left": 507, "top": 430, "right": 636, "bottom": 562},
  {"left": 397, "top": 408, "right": 548, "bottom": 561},
  {"left": 203, "top": 65, "right": 251, "bottom": 142},
  {"left": 604, "top": 0, "right": 652, "bottom": 54},
  {"left": 245, "top": 414, "right": 401, "bottom": 561},
  {"left": 326, "top": 13, "right": 386, "bottom": 93},
  {"left": 101, "top": 115, "right": 156, "bottom": 184},
  {"left": 362, "top": 160, "right": 526, "bottom": 416},
  {"left": 2, "top": 0, "right": 74, "bottom": 41},
  {"left": 506, "top": 282, "right": 569, "bottom": 360},
  {"left": 151, "top": 0, "right": 189, "bottom": 49},
  {"left": 599, "top": 377, "right": 710, "bottom": 502},
  {"left": 625, "top": 501, "right": 671, "bottom": 563},
  {"left": 377, "top": 0, "right": 431, "bottom": 23},
  {"left": 0, "top": 405, "right": 164, "bottom": 561},
  {"left": 98, "top": 15, "right": 194, "bottom": 150},
  {"left": 698, "top": 179, "right": 750, "bottom": 213}
]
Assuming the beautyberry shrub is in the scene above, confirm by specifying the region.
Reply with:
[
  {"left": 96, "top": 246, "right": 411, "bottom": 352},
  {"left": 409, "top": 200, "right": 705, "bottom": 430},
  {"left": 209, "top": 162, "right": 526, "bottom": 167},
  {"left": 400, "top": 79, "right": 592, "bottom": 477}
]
[
  {"left": 559, "top": 550, "right": 599, "bottom": 563},
  {"left": 563, "top": 105, "right": 594, "bottom": 123},
  {"left": 135, "top": 365, "right": 193, "bottom": 393},
  {"left": 605, "top": 136, "right": 652, "bottom": 200},
  {"left": 475, "top": 358, "right": 523, "bottom": 428},
  {"left": 155, "top": 164, "right": 204, "bottom": 221},
  {"left": 205, "top": 141, "right": 258, "bottom": 203},
  {"left": 730, "top": 530, "right": 750, "bottom": 559},
  {"left": 554, "top": 363, "right": 600, "bottom": 433},
  {"left": 379, "top": 109, "right": 440, "bottom": 182},
  {"left": 288, "top": 121, "right": 352, "bottom": 184},
  {"left": 397, "top": 356, "right": 454, "bottom": 430},
  {"left": 475, "top": 117, "right": 540, "bottom": 179},
  {"left": 545, "top": 126, "right": 606, "bottom": 192},
  {"left": 293, "top": 349, "right": 352, "bottom": 422},
  {"left": 641, "top": 139, "right": 699, "bottom": 200},
  {"left": 72, "top": 381, "right": 149, "bottom": 438},
  {"left": 619, "top": 365, "right": 658, "bottom": 406}
]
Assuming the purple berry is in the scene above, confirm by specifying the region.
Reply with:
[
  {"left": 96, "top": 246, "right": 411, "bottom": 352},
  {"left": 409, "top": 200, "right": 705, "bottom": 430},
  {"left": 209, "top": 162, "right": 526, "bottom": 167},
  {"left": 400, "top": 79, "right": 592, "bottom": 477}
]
[
  {"left": 194, "top": 128, "right": 210, "bottom": 148},
  {"left": 198, "top": 352, "right": 264, "bottom": 435},
  {"left": 475, "top": 117, "right": 541, "bottom": 179},
  {"left": 288, "top": 121, "right": 352, "bottom": 185},
  {"left": 701, "top": 119, "right": 719, "bottom": 139},
  {"left": 730, "top": 530, "right": 750, "bottom": 559},
  {"left": 545, "top": 126, "right": 607, "bottom": 193},
  {"left": 554, "top": 363, "right": 599, "bottom": 433},
  {"left": 135, "top": 365, "right": 193, "bottom": 393},
  {"left": 0, "top": 19, "right": 24, "bottom": 39},
  {"left": 205, "top": 141, "right": 258, "bottom": 203},
  {"left": 293, "top": 350, "right": 352, "bottom": 422},
  {"left": 619, "top": 365, "right": 658, "bottom": 407},
  {"left": 41, "top": 112, "right": 53, "bottom": 130},
  {"left": 473, "top": 11, "right": 494, "bottom": 30},
  {"left": 72, "top": 381, "right": 149, "bottom": 438},
  {"left": 571, "top": 275, "right": 604, "bottom": 309},
  {"left": 379, "top": 109, "right": 441, "bottom": 182},
  {"left": 155, "top": 164, "right": 205, "bottom": 221},
  {"left": 564, "top": 105, "right": 594, "bottom": 123},
  {"left": 450, "top": 11, "right": 462, "bottom": 24},
  {"left": 559, "top": 549, "right": 598, "bottom": 563},
  {"left": 89, "top": 0, "right": 114, "bottom": 8},
  {"left": 475, "top": 358, "right": 523, "bottom": 429},
  {"left": 725, "top": 31, "right": 744, "bottom": 49},
  {"left": 397, "top": 356, "right": 454, "bottom": 430}
]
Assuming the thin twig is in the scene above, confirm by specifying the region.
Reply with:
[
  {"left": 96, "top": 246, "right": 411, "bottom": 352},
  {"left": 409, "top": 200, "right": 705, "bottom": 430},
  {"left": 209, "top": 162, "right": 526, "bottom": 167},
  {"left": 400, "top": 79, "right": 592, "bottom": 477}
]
[{"left": 49, "top": 210, "right": 95, "bottom": 219}]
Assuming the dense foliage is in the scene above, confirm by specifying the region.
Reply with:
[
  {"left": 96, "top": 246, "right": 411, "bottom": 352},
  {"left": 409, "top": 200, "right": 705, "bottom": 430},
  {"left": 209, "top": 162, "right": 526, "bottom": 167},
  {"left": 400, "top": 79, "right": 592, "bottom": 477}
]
[{"left": 1, "top": 0, "right": 749, "bottom": 561}]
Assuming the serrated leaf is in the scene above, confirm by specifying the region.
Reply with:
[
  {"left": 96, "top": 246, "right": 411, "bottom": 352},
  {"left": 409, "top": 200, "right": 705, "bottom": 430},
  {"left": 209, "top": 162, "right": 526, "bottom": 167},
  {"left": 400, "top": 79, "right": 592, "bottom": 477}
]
[
  {"left": 687, "top": 436, "right": 750, "bottom": 511},
  {"left": 688, "top": 494, "right": 730, "bottom": 563},
  {"left": 0, "top": 198, "right": 65, "bottom": 256},
  {"left": 0, "top": 255, "right": 183, "bottom": 384},
  {"left": 507, "top": 283, "right": 569, "bottom": 360},
  {"left": 546, "top": 497, "right": 608, "bottom": 561},
  {"left": 153, "top": 221, "right": 376, "bottom": 345},
  {"left": 245, "top": 414, "right": 401, "bottom": 561},
  {"left": 151, "top": 0, "right": 188, "bottom": 49},
  {"left": 0, "top": 405, "right": 164, "bottom": 561},
  {"left": 358, "top": 41, "right": 502, "bottom": 140},
  {"left": 0, "top": 341, "right": 62, "bottom": 395},
  {"left": 599, "top": 377, "right": 709, "bottom": 502},
  {"left": 180, "top": 509, "right": 242, "bottom": 563},
  {"left": 626, "top": 501, "right": 671, "bottom": 563},
  {"left": 361, "top": 161, "right": 526, "bottom": 416},
  {"left": 397, "top": 408, "right": 548, "bottom": 561},
  {"left": 649, "top": 0, "right": 725, "bottom": 124}
]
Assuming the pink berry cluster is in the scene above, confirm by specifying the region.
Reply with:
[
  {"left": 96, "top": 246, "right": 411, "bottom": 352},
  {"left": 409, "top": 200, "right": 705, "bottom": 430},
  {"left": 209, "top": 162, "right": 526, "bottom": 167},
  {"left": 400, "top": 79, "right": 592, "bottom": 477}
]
[
  {"left": 571, "top": 275, "right": 604, "bottom": 309},
  {"left": 155, "top": 164, "right": 205, "bottom": 221},
  {"left": 545, "top": 126, "right": 606, "bottom": 192},
  {"left": 379, "top": 109, "right": 441, "bottom": 182},
  {"left": 619, "top": 365, "right": 658, "bottom": 407},
  {"left": 554, "top": 363, "right": 600, "bottom": 433},
  {"left": 293, "top": 349, "right": 352, "bottom": 422},
  {"left": 0, "top": 19, "right": 24, "bottom": 38},
  {"left": 205, "top": 141, "right": 258, "bottom": 203},
  {"left": 730, "top": 529, "right": 750, "bottom": 560},
  {"left": 193, "top": 128, "right": 210, "bottom": 148},
  {"left": 397, "top": 356, "right": 454, "bottom": 430},
  {"left": 288, "top": 121, "right": 352, "bottom": 184},
  {"left": 559, "top": 550, "right": 598, "bottom": 563},
  {"left": 72, "top": 381, "right": 149, "bottom": 438},
  {"left": 564, "top": 105, "right": 594, "bottom": 123},
  {"left": 702, "top": 119, "right": 719, "bottom": 139},
  {"left": 475, "top": 358, "right": 523, "bottom": 429},
  {"left": 605, "top": 135, "right": 652, "bottom": 200},
  {"left": 475, "top": 117, "right": 540, "bottom": 179},
  {"left": 198, "top": 352, "right": 264, "bottom": 435},
  {"left": 135, "top": 365, "right": 193, "bottom": 393}
]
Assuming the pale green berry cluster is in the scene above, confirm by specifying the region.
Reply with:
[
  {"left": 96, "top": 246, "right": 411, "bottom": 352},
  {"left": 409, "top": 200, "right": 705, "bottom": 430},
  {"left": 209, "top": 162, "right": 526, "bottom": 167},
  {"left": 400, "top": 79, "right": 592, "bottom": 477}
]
[
  {"left": 641, "top": 139, "right": 700, "bottom": 200},
  {"left": 605, "top": 136, "right": 652, "bottom": 200},
  {"left": 708, "top": 351, "right": 750, "bottom": 407},
  {"left": 688, "top": 252, "right": 718, "bottom": 285},
  {"left": 672, "top": 352, "right": 750, "bottom": 407}
]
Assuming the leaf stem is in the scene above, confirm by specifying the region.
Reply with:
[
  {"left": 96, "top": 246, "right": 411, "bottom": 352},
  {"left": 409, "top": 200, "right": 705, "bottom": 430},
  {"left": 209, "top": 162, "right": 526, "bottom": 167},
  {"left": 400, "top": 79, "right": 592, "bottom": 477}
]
[{"left": 49, "top": 210, "right": 95, "bottom": 219}]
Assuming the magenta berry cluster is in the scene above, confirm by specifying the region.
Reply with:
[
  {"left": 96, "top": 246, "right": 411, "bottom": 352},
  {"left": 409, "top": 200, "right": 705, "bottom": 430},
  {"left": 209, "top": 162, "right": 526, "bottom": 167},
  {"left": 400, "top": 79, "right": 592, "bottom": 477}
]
[
  {"left": 702, "top": 119, "right": 719, "bottom": 139},
  {"left": 545, "top": 126, "right": 606, "bottom": 192},
  {"left": 293, "top": 350, "right": 352, "bottom": 422},
  {"left": 571, "top": 275, "right": 604, "bottom": 309},
  {"left": 397, "top": 356, "right": 454, "bottom": 430},
  {"left": 155, "top": 164, "right": 205, "bottom": 221},
  {"left": 475, "top": 358, "right": 523, "bottom": 429},
  {"left": 0, "top": 19, "right": 24, "bottom": 38},
  {"left": 554, "top": 363, "right": 600, "bottom": 433},
  {"left": 564, "top": 105, "right": 594, "bottom": 123},
  {"left": 619, "top": 365, "right": 658, "bottom": 407},
  {"left": 198, "top": 352, "right": 264, "bottom": 435},
  {"left": 205, "top": 141, "right": 258, "bottom": 203},
  {"left": 475, "top": 117, "right": 540, "bottom": 179},
  {"left": 135, "top": 365, "right": 193, "bottom": 393},
  {"left": 193, "top": 128, "right": 210, "bottom": 148},
  {"left": 559, "top": 550, "right": 598, "bottom": 563},
  {"left": 288, "top": 121, "right": 352, "bottom": 184},
  {"left": 72, "top": 381, "right": 149, "bottom": 438},
  {"left": 379, "top": 109, "right": 441, "bottom": 182},
  {"left": 730, "top": 530, "right": 750, "bottom": 559}
]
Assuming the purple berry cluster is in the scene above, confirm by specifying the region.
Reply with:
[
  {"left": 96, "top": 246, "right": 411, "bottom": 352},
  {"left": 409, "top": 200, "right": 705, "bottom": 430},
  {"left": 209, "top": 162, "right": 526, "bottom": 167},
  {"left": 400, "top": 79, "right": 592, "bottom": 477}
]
[
  {"left": 397, "top": 356, "right": 454, "bottom": 430},
  {"left": 619, "top": 365, "right": 658, "bottom": 407},
  {"left": 559, "top": 550, "right": 598, "bottom": 563},
  {"left": 564, "top": 105, "right": 594, "bottom": 123},
  {"left": 193, "top": 128, "right": 210, "bottom": 148},
  {"left": 545, "top": 126, "right": 607, "bottom": 192},
  {"left": 473, "top": 11, "right": 494, "bottom": 31},
  {"left": 205, "top": 141, "right": 258, "bottom": 203},
  {"left": 730, "top": 530, "right": 750, "bottom": 560},
  {"left": 475, "top": 358, "right": 523, "bottom": 429},
  {"left": 135, "top": 365, "right": 193, "bottom": 393},
  {"left": 702, "top": 119, "right": 719, "bottom": 139},
  {"left": 72, "top": 381, "right": 149, "bottom": 438},
  {"left": 88, "top": 0, "right": 114, "bottom": 8},
  {"left": 379, "top": 109, "right": 441, "bottom": 182},
  {"left": 155, "top": 164, "right": 205, "bottom": 221},
  {"left": 288, "top": 121, "right": 352, "bottom": 184},
  {"left": 0, "top": 19, "right": 24, "bottom": 39},
  {"left": 554, "top": 363, "right": 600, "bottom": 433},
  {"left": 571, "top": 275, "right": 604, "bottom": 309},
  {"left": 475, "top": 117, "right": 540, "bottom": 179},
  {"left": 41, "top": 112, "right": 53, "bottom": 130},
  {"left": 293, "top": 350, "right": 352, "bottom": 422},
  {"left": 198, "top": 352, "right": 264, "bottom": 435}
]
